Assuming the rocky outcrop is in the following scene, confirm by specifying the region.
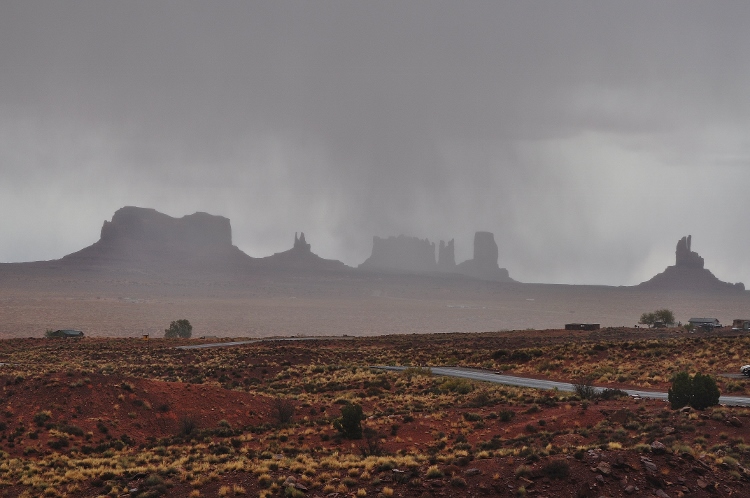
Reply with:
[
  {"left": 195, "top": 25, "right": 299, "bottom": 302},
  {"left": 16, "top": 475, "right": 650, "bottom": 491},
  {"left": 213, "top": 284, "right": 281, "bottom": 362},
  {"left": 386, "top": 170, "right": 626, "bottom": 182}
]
[
  {"left": 456, "top": 231, "right": 514, "bottom": 282},
  {"left": 259, "top": 232, "right": 347, "bottom": 271},
  {"left": 61, "top": 207, "right": 348, "bottom": 273},
  {"left": 63, "top": 206, "right": 250, "bottom": 268},
  {"left": 675, "top": 235, "right": 704, "bottom": 268},
  {"left": 98, "top": 207, "right": 233, "bottom": 250},
  {"left": 293, "top": 232, "right": 311, "bottom": 252},
  {"left": 638, "top": 235, "right": 744, "bottom": 291},
  {"left": 438, "top": 239, "right": 456, "bottom": 271},
  {"left": 359, "top": 235, "right": 437, "bottom": 273}
]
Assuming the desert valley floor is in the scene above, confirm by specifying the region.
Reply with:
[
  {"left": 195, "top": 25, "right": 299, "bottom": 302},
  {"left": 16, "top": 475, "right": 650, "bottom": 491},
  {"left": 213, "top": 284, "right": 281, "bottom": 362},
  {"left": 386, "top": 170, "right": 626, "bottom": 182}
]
[{"left": 1, "top": 265, "right": 750, "bottom": 338}]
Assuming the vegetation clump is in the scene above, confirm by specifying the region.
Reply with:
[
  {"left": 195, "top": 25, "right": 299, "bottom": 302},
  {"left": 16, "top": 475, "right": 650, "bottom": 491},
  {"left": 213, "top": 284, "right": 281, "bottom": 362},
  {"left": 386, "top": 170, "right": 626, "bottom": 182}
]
[
  {"left": 333, "top": 402, "right": 365, "bottom": 439},
  {"left": 668, "top": 371, "right": 721, "bottom": 410},
  {"left": 164, "top": 319, "right": 192, "bottom": 338},
  {"left": 639, "top": 309, "right": 675, "bottom": 327},
  {"left": 1, "top": 330, "right": 749, "bottom": 496}
]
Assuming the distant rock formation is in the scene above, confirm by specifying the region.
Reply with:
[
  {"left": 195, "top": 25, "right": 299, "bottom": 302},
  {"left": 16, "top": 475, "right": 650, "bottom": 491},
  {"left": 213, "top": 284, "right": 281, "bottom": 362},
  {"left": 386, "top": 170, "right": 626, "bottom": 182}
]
[
  {"left": 638, "top": 235, "right": 744, "bottom": 291},
  {"left": 675, "top": 235, "right": 704, "bottom": 268},
  {"left": 259, "top": 232, "right": 347, "bottom": 271},
  {"left": 63, "top": 206, "right": 250, "bottom": 268},
  {"left": 438, "top": 239, "right": 456, "bottom": 271},
  {"left": 60, "top": 207, "right": 348, "bottom": 273},
  {"left": 359, "top": 235, "right": 437, "bottom": 273},
  {"left": 456, "top": 231, "right": 514, "bottom": 282},
  {"left": 294, "top": 232, "right": 311, "bottom": 252}
]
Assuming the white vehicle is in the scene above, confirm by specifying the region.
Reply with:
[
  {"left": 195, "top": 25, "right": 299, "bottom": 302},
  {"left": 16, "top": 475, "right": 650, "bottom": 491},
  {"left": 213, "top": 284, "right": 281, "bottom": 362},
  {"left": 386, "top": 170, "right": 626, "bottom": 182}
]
[{"left": 741, "top": 365, "right": 750, "bottom": 377}]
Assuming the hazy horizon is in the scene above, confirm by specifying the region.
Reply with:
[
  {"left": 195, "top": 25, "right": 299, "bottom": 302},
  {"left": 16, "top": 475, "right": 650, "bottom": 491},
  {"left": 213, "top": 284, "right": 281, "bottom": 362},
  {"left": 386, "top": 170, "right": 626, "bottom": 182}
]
[{"left": 2, "top": 2, "right": 750, "bottom": 286}]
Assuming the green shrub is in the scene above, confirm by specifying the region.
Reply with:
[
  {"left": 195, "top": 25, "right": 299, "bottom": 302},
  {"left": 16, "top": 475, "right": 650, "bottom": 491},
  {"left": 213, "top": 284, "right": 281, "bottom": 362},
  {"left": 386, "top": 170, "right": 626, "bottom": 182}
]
[
  {"left": 598, "top": 388, "right": 628, "bottom": 400},
  {"left": 450, "top": 476, "right": 467, "bottom": 487},
  {"left": 573, "top": 376, "right": 597, "bottom": 400},
  {"left": 333, "top": 403, "right": 365, "bottom": 439},
  {"left": 164, "top": 319, "right": 192, "bottom": 339},
  {"left": 668, "top": 372, "right": 692, "bottom": 409},
  {"left": 33, "top": 411, "right": 51, "bottom": 427},
  {"left": 440, "top": 378, "right": 473, "bottom": 394},
  {"left": 499, "top": 410, "right": 515, "bottom": 422},
  {"left": 691, "top": 373, "right": 721, "bottom": 410},
  {"left": 426, "top": 465, "right": 443, "bottom": 478},
  {"left": 541, "top": 459, "right": 570, "bottom": 479},
  {"left": 668, "top": 372, "right": 720, "bottom": 410}
]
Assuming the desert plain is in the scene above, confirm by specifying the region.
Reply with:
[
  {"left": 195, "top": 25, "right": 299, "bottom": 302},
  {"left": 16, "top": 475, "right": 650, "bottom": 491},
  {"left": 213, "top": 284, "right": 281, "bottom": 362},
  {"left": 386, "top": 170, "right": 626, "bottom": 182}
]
[
  {"left": 1, "top": 327, "right": 750, "bottom": 497},
  {"left": 2, "top": 263, "right": 750, "bottom": 338}
]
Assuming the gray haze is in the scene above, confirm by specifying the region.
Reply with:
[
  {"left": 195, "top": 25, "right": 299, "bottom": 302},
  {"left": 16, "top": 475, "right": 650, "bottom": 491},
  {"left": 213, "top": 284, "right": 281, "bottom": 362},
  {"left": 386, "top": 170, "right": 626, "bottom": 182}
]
[{"left": 1, "top": 1, "right": 750, "bottom": 285}]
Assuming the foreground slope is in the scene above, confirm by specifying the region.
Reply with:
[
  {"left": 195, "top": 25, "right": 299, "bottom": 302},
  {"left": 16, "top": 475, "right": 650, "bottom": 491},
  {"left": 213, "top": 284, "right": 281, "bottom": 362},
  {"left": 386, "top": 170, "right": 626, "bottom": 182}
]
[{"left": 1, "top": 331, "right": 750, "bottom": 497}]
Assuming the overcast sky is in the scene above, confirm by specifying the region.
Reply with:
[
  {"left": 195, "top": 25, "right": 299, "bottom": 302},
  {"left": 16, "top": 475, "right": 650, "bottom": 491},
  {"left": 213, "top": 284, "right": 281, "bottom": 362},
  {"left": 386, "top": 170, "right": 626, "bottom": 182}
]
[{"left": 2, "top": 1, "right": 749, "bottom": 286}]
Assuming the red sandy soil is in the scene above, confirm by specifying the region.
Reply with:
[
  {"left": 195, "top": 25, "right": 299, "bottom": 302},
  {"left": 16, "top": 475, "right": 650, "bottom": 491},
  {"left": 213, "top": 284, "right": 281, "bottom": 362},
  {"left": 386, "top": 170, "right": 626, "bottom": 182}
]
[{"left": 2, "top": 332, "right": 750, "bottom": 497}]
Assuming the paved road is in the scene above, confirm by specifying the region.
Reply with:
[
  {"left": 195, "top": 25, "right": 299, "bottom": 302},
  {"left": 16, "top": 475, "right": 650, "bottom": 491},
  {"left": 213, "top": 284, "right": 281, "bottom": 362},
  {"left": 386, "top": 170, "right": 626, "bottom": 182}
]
[
  {"left": 175, "top": 337, "right": 324, "bottom": 350},
  {"left": 373, "top": 366, "right": 750, "bottom": 407},
  {"left": 173, "top": 340, "right": 750, "bottom": 407}
]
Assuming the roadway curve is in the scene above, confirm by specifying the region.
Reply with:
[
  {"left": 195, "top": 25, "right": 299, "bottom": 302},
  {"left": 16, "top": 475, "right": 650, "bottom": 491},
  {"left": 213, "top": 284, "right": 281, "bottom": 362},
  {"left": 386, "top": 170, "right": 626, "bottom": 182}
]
[
  {"left": 373, "top": 366, "right": 750, "bottom": 407},
  {"left": 175, "top": 337, "right": 326, "bottom": 350},
  {"left": 174, "top": 341, "right": 750, "bottom": 407}
]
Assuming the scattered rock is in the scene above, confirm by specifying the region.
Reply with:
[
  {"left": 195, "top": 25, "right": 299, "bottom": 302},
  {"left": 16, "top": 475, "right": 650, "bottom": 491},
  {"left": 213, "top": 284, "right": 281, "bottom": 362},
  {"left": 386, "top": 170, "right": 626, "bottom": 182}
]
[
  {"left": 729, "top": 417, "right": 743, "bottom": 428},
  {"left": 651, "top": 441, "right": 667, "bottom": 455},
  {"left": 596, "top": 462, "right": 611, "bottom": 476},
  {"left": 641, "top": 457, "right": 658, "bottom": 473},
  {"left": 463, "top": 468, "right": 481, "bottom": 477}
]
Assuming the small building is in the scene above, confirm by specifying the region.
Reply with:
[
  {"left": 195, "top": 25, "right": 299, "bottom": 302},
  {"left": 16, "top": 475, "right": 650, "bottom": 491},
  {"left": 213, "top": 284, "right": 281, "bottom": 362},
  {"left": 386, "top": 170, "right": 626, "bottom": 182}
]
[
  {"left": 732, "top": 319, "right": 750, "bottom": 330},
  {"left": 688, "top": 318, "right": 721, "bottom": 329},
  {"left": 48, "top": 329, "right": 84, "bottom": 339},
  {"left": 565, "top": 323, "right": 600, "bottom": 331}
]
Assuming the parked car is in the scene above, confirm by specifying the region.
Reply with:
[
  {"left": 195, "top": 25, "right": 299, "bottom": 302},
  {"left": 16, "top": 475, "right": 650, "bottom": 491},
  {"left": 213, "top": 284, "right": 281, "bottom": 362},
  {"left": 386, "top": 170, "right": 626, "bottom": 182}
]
[{"left": 741, "top": 365, "right": 750, "bottom": 377}]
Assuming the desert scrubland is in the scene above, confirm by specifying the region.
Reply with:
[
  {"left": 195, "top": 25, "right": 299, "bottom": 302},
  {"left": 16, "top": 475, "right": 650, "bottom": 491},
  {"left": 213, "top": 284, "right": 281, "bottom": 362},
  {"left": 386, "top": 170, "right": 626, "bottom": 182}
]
[{"left": 0, "top": 329, "right": 749, "bottom": 497}]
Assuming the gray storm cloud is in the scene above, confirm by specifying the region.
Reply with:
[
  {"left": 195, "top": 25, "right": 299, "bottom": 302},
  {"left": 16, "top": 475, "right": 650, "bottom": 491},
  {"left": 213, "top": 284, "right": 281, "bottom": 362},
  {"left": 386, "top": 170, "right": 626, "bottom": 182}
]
[{"left": 1, "top": 1, "right": 750, "bottom": 285}]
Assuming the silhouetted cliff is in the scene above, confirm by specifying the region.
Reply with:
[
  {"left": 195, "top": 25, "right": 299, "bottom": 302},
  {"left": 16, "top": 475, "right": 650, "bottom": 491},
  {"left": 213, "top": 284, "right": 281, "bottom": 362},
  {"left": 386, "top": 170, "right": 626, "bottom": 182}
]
[
  {"left": 638, "top": 235, "right": 744, "bottom": 291},
  {"left": 359, "top": 235, "right": 437, "bottom": 273},
  {"left": 62, "top": 206, "right": 250, "bottom": 268},
  {"left": 60, "top": 207, "right": 348, "bottom": 273},
  {"left": 456, "top": 231, "right": 514, "bottom": 282}
]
